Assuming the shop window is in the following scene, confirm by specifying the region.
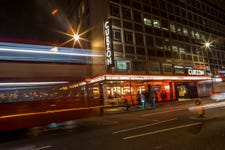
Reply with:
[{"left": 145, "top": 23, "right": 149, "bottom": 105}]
[
  {"left": 122, "top": 7, "right": 132, "bottom": 20},
  {"left": 112, "top": 29, "right": 121, "bottom": 42},
  {"left": 124, "top": 31, "right": 133, "bottom": 44},
  {"left": 110, "top": 4, "right": 120, "bottom": 17}
]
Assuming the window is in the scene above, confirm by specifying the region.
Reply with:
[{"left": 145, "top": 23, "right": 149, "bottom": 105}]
[
  {"left": 112, "top": 29, "right": 121, "bottom": 42},
  {"left": 172, "top": 45, "right": 178, "bottom": 52},
  {"left": 183, "top": 27, "right": 188, "bottom": 36},
  {"left": 147, "top": 48, "right": 155, "bottom": 56},
  {"left": 125, "top": 45, "right": 135, "bottom": 54},
  {"left": 136, "top": 47, "right": 145, "bottom": 55},
  {"left": 133, "top": 11, "right": 142, "bottom": 22},
  {"left": 133, "top": 61, "right": 146, "bottom": 71},
  {"left": 123, "top": 21, "right": 133, "bottom": 29},
  {"left": 170, "top": 24, "right": 176, "bottom": 32},
  {"left": 113, "top": 43, "right": 123, "bottom": 52},
  {"left": 146, "top": 35, "right": 154, "bottom": 47},
  {"left": 144, "top": 18, "right": 152, "bottom": 26},
  {"left": 122, "top": 7, "right": 132, "bottom": 20},
  {"left": 153, "top": 18, "right": 160, "bottom": 28},
  {"left": 163, "top": 64, "right": 172, "bottom": 74},
  {"left": 112, "top": 18, "right": 121, "bottom": 27},
  {"left": 110, "top": 4, "right": 120, "bottom": 17},
  {"left": 149, "top": 62, "right": 160, "bottom": 72},
  {"left": 135, "top": 33, "right": 144, "bottom": 45},
  {"left": 162, "top": 20, "right": 169, "bottom": 30},
  {"left": 124, "top": 31, "right": 133, "bottom": 44}
]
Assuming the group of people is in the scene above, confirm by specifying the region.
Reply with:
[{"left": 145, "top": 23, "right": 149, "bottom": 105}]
[{"left": 136, "top": 90, "right": 157, "bottom": 109}]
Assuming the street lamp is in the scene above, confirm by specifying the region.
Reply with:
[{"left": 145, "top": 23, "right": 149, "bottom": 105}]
[{"left": 73, "top": 33, "right": 80, "bottom": 41}]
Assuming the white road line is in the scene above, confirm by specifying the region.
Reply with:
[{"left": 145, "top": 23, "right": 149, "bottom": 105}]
[
  {"left": 33, "top": 145, "right": 52, "bottom": 150},
  {"left": 141, "top": 108, "right": 186, "bottom": 117},
  {"left": 112, "top": 118, "right": 177, "bottom": 134},
  {"left": 123, "top": 122, "right": 202, "bottom": 140}
]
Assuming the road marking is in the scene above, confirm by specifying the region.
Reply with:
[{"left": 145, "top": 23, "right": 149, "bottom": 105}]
[
  {"left": 33, "top": 145, "right": 52, "bottom": 150},
  {"left": 141, "top": 108, "right": 186, "bottom": 117},
  {"left": 0, "top": 105, "right": 111, "bottom": 119},
  {"left": 112, "top": 118, "right": 177, "bottom": 134},
  {"left": 123, "top": 122, "right": 202, "bottom": 140}
]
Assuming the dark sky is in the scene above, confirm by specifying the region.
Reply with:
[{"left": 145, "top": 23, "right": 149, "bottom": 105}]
[{"left": 0, "top": 0, "right": 73, "bottom": 45}]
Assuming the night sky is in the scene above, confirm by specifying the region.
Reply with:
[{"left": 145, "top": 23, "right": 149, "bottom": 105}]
[{"left": 0, "top": 0, "right": 74, "bottom": 45}]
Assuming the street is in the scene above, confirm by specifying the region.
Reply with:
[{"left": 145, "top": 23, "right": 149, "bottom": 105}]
[{"left": 1, "top": 99, "right": 225, "bottom": 150}]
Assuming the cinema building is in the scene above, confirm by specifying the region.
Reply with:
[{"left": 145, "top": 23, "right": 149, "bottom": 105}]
[{"left": 65, "top": 0, "right": 225, "bottom": 104}]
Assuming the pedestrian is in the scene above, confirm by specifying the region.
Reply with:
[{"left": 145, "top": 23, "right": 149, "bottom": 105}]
[
  {"left": 151, "top": 90, "right": 156, "bottom": 109},
  {"left": 136, "top": 91, "right": 141, "bottom": 105},
  {"left": 140, "top": 92, "right": 146, "bottom": 109}
]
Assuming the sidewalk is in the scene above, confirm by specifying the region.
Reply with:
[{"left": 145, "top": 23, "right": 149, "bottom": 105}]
[{"left": 103, "top": 97, "right": 214, "bottom": 115}]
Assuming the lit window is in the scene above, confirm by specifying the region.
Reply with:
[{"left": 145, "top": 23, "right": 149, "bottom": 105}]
[
  {"left": 172, "top": 45, "right": 178, "bottom": 52},
  {"left": 153, "top": 19, "right": 160, "bottom": 28},
  {"left": 183, "top": 28, "right": 188, "bottom": 36},
  {"left": 170, "top": 24, "right": 176, "bottom": 32},
  {"left": 112, "top": 29, "right": 121, "bottom": 42},
  {"left": 144, "top": 18, "right": 152, "bottom": 26}
]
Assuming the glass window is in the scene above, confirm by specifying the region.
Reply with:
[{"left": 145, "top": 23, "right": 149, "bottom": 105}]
[
  {"left": 162, "top": 20, "right": 169, "bottom": 30},
  {"left": 133, "top": 61, "right": 146, "bottom": 71},
  {"left": 149, "top": 62, "right": 160, "bottom": 72},
  {"left": 170, "top": 24, "right": 176, "bottom": 32},
  {"left": 135, "top": 33, "right": 144, "bottom": 45},
  {"left": 122, "top": 7, "right": 132, "bottom": 20},
  {"left": 125, "top": 45, "right": 135, "bottom": 54},
  {"left": 110, "top": 4, "right": 120, "bottom": 17},
  {"left": 123, "top": 21, "right": 133, "bottom": 29},
  {"left": 133, "top": 11, "right": 142, "bottom": 22},
  {"left": 124, "top": 31, "right": 133, "bottom": 44},
  {"left": 112, "top": 29, "right": 121, "bottom": 42},
  {"left": 144, "top": 18, "right": 152, "bottom": 26},
  {"left": 153, "top": 18, "right": 160, "bottom": 28},
  {"left": 145, "top": 35, "right": 154, "bottom": 47},
  {"left": 183, "top": 27, "right": 188, "bottom": 36},
  {"left": 136, "top": 47, "right": 145, "bottom": 55},
  {"left": 172, "top": 45, "right": 178, "bottom": 52},
  {"left": 147, "top": 48, "right": 155, "bottom": 56},
  {"left": 163, "top": 64, "right": 172, "bottom": 73}
]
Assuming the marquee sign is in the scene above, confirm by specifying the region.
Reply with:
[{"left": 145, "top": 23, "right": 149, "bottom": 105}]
[
  {"left": 187, "top": 69, "right": 205, "bottom": 76},
  {"left": 104, "top": 19, "right": 114, "bottom": 69}
]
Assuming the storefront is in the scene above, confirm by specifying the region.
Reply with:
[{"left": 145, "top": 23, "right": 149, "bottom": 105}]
[{"left": 70, "top": 74, "right": 211, "bottom": 106}]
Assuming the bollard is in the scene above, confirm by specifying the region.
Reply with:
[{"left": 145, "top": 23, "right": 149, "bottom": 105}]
[{"left": 194, "top": 98, "right": 205, "bottom": 118}]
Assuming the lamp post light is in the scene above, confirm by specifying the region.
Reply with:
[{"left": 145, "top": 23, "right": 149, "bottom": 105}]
[{"left": 73, "top": 33, "right": 80, "bottom": 41}]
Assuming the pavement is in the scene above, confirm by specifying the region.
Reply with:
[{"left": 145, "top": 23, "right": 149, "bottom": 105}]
[{"left": 103, "top": 97, "right": 215, "bottom": 115}]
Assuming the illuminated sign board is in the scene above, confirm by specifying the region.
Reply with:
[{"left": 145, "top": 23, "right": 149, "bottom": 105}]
[
  {"left": 104, "top": 19, "right": 114, "bottom": 69},
  {"left": 187, "top": 69, "right": 205, "bottom": 76}
]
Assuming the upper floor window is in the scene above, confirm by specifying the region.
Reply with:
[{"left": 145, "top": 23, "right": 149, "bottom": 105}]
[
  {"left": 153, "top": 18, "right": 160, "bottom": 28},
  {"left": 122, "top": 7, "right": 132, "bottom": 20},
  {"left": 110, "top": 4, "right": 120, "bottom": 17},
  {"left": 124, "top": 31, "right": 133, "bottom": 44},
  {"left": 144, "top": 18, "right": 152, "bottom": 26},
  {"left": 112, "top": 29, "right": 122, "bottom": 42}
]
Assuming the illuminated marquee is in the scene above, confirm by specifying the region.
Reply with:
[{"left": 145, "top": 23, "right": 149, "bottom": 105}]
[
  {"left": 188, "top": 69, "right": 205, "bottom": 76},
  {"left": 104, "top": 19, "right": 114, "bottom": 68}
]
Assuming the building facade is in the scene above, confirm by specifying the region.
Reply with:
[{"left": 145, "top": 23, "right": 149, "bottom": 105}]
[{"left": 66, "top": 0, "right": 225, "bottom": 102}]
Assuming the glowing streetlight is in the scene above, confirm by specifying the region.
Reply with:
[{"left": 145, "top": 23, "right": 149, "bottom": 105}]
[
  {"left": 73, "top": 34, "right": 80, "bottom": 41},
  {"left": 205, "top": 42, "right": 211, "bottom": 48}
]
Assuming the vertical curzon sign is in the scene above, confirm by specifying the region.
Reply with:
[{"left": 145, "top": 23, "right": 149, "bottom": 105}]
[{"left": 104, "top": 19, "right": 114, "bottom": 70}]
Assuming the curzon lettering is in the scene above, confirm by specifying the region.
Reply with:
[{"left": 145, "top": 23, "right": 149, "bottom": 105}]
[
  {"left": 188, "top": 69, "right": 204, "bottom": 76},
  {"left": 104, "top": 20, "right": 113, "bottom": 66}
]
